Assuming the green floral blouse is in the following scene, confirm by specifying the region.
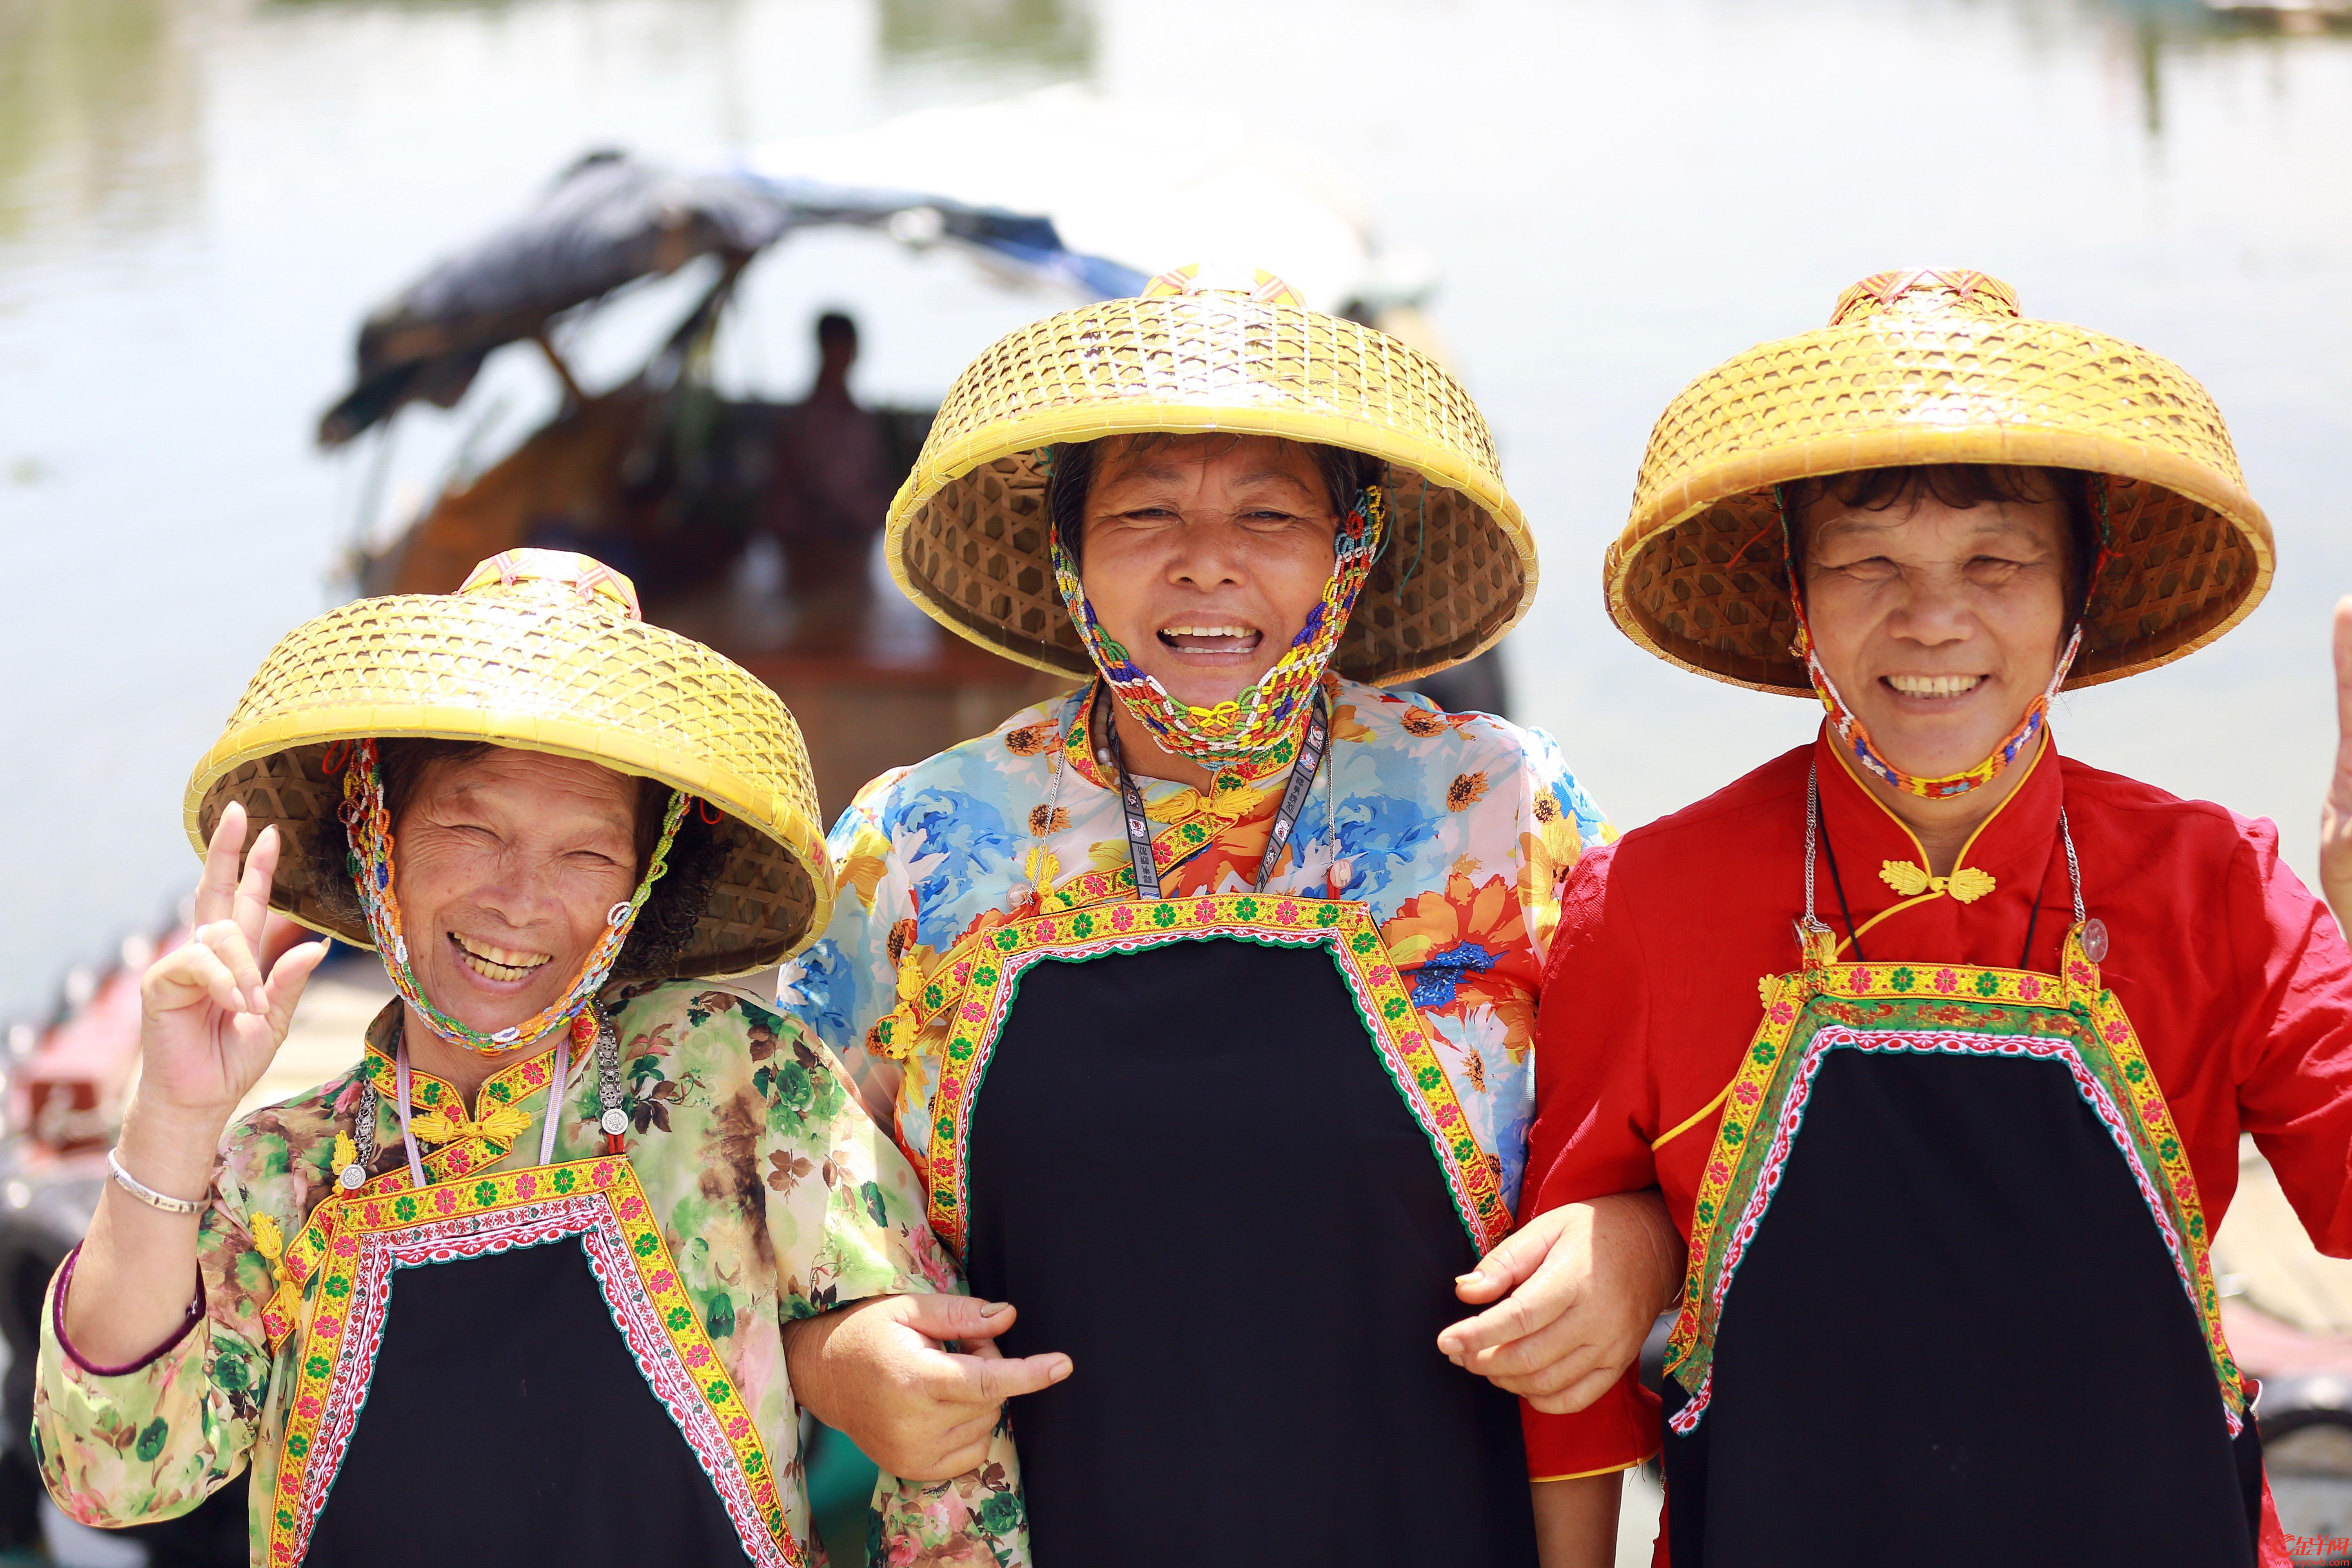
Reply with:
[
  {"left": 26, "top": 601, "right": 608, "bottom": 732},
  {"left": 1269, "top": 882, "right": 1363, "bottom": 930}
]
[{"left": 32, "top": 977, "right": 1027, "bottom": 1566}]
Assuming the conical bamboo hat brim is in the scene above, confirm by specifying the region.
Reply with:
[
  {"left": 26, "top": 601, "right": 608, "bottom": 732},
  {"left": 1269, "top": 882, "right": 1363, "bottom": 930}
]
[
  {"left": 185, "top": 550, "right": 831, "bottom": 977},
  {"left": 885, "top": 274, "right": 1536, "bottom": 687},
  {"left": 1606, "top": 269, "right": 2276, "bottom": 696}
]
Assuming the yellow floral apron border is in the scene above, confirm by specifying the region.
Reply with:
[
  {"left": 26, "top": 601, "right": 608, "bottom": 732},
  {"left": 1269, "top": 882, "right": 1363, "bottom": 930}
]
[
  {"left": 1662, "top": 924, "right": 2239, "bottom": 1434},
  {"left": 259, "top": 1049, "right": 576, "bottom": 1342},
  {"left": 263, "top": 1156, "right": 799, "bottom": 1568},
  {"left": 888, "top": 892, "right": 1510, "bottom": 1260}
]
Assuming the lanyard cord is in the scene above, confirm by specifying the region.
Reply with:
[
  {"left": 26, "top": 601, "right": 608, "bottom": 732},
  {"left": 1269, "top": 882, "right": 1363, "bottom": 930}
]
[{"left": 1095, "top": 682, "right": 1334, "bottom": 900}]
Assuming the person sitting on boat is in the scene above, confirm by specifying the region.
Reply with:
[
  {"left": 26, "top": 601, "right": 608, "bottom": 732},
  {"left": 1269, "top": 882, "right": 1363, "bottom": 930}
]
[
  {"left": 773, "top": 263, "right": 1682, "bottom": 1567},
  {"left": 33, "top": 550, "right": 1033, "bottom": 1567},
  {"left": 1520, "top": 270, "right": 2352, "bottom": 1567}
]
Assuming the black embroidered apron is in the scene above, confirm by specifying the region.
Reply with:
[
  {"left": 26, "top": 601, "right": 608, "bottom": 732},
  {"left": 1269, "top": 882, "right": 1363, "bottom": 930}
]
[
  {"left": 1657, "top": 782, "right": 2261, "bottom": 1567},
  {"left": 880, "top": 690, "right": 1537, "bottom": 1564},
  {"left": 259, "top": 1149, "right": 799, "bottom": 1568},
  {"left": 964, "top": 932, "right": 1534, "bottom": 1566},
  {"left": 305, "top": 1237, "right": 751, "bottom": 1568}
]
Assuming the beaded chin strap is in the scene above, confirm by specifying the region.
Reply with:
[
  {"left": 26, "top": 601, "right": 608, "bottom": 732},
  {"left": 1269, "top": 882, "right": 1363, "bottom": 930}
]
[
  {"left": 1774, "top": 479, "right": 2112, "bottom": 802},
  {"left": 1050, "top": 483, "right": 1386, "bottom": 766},
  {"left": 334, "top": 737, "right": 688, "bottom": 1054}
]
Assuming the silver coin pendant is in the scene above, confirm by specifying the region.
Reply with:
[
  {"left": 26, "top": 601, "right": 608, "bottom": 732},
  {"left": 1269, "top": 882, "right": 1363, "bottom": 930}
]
[
  {"left": 2081, "top": 918, "right": 2110, "bottom": 964},
  {"left": 600, "top": 1108, "right": 630, "bottom": 1137}
]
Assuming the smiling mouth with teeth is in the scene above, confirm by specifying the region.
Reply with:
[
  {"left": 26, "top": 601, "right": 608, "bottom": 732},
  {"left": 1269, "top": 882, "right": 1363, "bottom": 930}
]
[
  {"left": 450, "top": 933, "right": 554, "bottom": 983},
  {"left": 1158, "top": 624, "right": 1263, "bottom": 655},
  {"left": 1884, "top": 674, "right": 1988, "bottom": 699}
]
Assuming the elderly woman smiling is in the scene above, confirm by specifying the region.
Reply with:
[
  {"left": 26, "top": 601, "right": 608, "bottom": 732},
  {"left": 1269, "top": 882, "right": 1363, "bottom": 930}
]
[
  {"left": 37, "top": 552, "right": 1025, "bottom": 1568},
  {"left": 1522, "top": 271, "right": 2352, "bottom": 1567},
  {"left": 776, "top": 267, "right": 1684, "bottom": 1567}
]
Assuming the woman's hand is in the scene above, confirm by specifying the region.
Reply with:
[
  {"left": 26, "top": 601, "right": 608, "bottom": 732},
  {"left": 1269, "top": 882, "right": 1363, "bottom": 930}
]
[
  {"left": 64, "top": 803, "right": 330, "bottom": 1366},
  {"left": 138, "top": 801, "right": 329, "bottom": 1128},
  {"left": 781, "top": 1294, "right": 1070, "bottom": 1481},
  {"left": 2321, "top": 597, "right": 2352, "bottom": 935},
  {"left": 1438, "top": 1190, "right": 1684, "bottom": 1413}
]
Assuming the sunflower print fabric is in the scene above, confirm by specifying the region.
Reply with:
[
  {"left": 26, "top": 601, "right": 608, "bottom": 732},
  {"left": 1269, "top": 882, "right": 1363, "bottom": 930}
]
[
  {"left": 32, "top": 980, "right": 1027, "bottom": 1567},
  {"left": 781, "top": 675, "right": 1613, "bottom": 1219}
]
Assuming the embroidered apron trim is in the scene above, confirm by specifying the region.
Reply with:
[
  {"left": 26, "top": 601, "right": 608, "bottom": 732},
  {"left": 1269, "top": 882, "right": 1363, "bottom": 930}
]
[
  {"left": 895, "top": 893, "right": 1508, "bottom": 1259},
  {"left": 262, "top": 1156, "right": 797, "bottom": 1568},
  {"left": 260, "top": 1046, "right": 581, "bottom": 1341},
  {"left": 1661, "top": 926, "right": 2238, "bottom": 1439}
]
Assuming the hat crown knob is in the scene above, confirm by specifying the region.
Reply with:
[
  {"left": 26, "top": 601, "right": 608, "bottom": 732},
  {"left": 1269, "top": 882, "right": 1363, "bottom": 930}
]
[
  {"left": 457, "top": 549, "right": 642, "bottom": 621},
  {"left": 1830, "top": 269, "right": 2020, "bottom": 327},
  {"left": 1141, "top": 262, "right": 1305, "bottom": 308}
]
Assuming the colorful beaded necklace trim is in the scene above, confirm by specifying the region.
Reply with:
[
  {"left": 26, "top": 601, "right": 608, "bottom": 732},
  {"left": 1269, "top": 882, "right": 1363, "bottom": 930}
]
[
  {"left": 1049, "top": 483, "right": 1385, "bottom": 766},
  {"left": 1774, "top": 481, "right": 2107, "bottom": 801},
  {"left": 1007, "top": 679, "right": 1344, "bottom": 917},
  {"left": 336, "top": 737, "right": 688, "bottom": 1053}
]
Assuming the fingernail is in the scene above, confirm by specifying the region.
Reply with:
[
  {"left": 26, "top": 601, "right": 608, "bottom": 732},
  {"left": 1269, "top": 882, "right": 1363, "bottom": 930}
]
[
  {"left": 978, "top": 1301, "right": 1009, "bottom": 1317},
  {"left": 1049, "top": 1356, "right": 1071, "bottom": 1380},
  {"left": 1455, "top": 1272, "right": 1482, "bottom": 1286}
]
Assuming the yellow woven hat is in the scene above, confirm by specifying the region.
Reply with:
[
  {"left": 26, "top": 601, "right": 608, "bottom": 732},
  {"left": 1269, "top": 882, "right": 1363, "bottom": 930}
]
[
  {"left": 1608, "top": 268, "right": 2275, "bottom": 696},
  {"left": 884, "top": 262, "right": 1537, "bottom": 687},
  {"left": 186, "top": 550, "right": 831, "bottom": 976}
]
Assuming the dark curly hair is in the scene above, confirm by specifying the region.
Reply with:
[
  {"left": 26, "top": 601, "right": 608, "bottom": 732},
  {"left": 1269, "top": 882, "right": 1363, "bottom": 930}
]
[{"left": 308, "top": 739, "right": 728, "bottom": 982}]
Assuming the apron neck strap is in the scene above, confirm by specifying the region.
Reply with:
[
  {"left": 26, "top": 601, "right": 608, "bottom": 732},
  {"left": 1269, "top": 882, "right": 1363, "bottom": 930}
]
[
  {"left": 368, "top": 1007, "right": 615, "bottom": 1191},
  {"left": 1801, "top": 760, "right": 2089, "bottom": 968}
]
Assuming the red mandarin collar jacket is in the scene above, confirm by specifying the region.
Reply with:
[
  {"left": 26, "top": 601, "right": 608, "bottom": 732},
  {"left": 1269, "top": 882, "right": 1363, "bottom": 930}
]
[{"left": 1522, "top": 727, "right": 2352, "bottom": 1510}]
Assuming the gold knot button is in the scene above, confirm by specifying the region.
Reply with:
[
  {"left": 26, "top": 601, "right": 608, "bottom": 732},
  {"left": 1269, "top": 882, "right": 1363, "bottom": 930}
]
[{"left": 1880, "top": 860, "right": 1996, "bottom": 903}]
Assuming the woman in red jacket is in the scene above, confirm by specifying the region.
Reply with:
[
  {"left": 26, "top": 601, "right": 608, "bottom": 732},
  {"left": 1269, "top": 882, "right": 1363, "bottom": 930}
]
[{"left": 1522, "top": 269, "right": 2352, "bottom": 1568}]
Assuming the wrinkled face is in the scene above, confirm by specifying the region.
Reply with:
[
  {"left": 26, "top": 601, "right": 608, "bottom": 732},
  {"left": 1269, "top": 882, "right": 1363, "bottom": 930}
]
[
  {"left": 1801, "top": 486, "right": 2071, "bottom": 782},
  {"left": 393, "top": 748, "right": 640, "bottom": 1036},
  {"left": 1078, "top": 434, "right": 1342, "bottom": 712}
]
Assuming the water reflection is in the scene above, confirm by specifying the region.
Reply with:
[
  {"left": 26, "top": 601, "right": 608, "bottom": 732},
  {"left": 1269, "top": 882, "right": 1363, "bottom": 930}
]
[
  {"left": 2072, "top": 0, "right": 2352, "bottom": 129},
  {"left": 0, "top": 0, "right": 199, "bottom": 247},
  {"left": 877, "top": 0, "right": 1094, "bottom": 73}
]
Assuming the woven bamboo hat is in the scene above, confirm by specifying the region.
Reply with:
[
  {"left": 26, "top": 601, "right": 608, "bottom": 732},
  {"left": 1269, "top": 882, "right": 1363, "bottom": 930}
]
[
  {"left": 1608, "top": 268, "right": 2275, "bottom": 695},
  {"left": 884, "top": 263, "right": 1537, "bottom": 686},
  {"left": 185, "top": 550, "right": 831, "bottom": 976}
]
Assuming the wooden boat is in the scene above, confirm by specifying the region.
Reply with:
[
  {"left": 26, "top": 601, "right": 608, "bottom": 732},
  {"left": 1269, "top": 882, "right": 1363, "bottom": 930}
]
[{"left": 330, "top": 92, "right": 1498, "bottom": 820}]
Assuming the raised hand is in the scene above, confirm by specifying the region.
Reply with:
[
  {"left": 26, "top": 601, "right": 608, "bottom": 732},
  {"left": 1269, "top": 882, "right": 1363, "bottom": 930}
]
[
  {"left": 137, "top": 801, "right": 329, "bottom": 1125},
  {"left": 2321, "top": 597, "right": 2352, "bottom": 935},
  {"left": 68, "top": 804, "right": 332, "bottom": 1365}
]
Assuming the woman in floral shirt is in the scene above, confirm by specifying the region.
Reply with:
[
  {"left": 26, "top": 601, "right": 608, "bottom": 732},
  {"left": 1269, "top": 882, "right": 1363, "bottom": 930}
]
[
  {"left": 35, "top": 551, "right": 1023, "bottom": 1567},
  {"left": 776, "top": 266, "right": 1667, "bottom": 1566}
]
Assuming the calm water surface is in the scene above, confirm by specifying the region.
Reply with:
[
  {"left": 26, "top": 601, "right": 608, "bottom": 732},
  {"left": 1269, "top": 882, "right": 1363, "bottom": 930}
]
[{"left": 4, "top": 0, "right": 2351, "bottom": 1020}]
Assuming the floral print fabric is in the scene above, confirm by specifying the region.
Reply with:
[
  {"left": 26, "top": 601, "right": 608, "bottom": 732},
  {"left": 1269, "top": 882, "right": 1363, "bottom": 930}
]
[
  {"left": 32, "top": 980, "right": 1027, "bottom": 1567},
  {"left": 782, "top": 675, "right": 1613, "bottom": 1220}
]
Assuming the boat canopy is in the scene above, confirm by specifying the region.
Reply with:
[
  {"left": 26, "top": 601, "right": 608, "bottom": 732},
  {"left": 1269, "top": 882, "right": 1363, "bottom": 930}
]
[{"left": 316, "top": 147, "right": 1138, "bottom": 446}]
